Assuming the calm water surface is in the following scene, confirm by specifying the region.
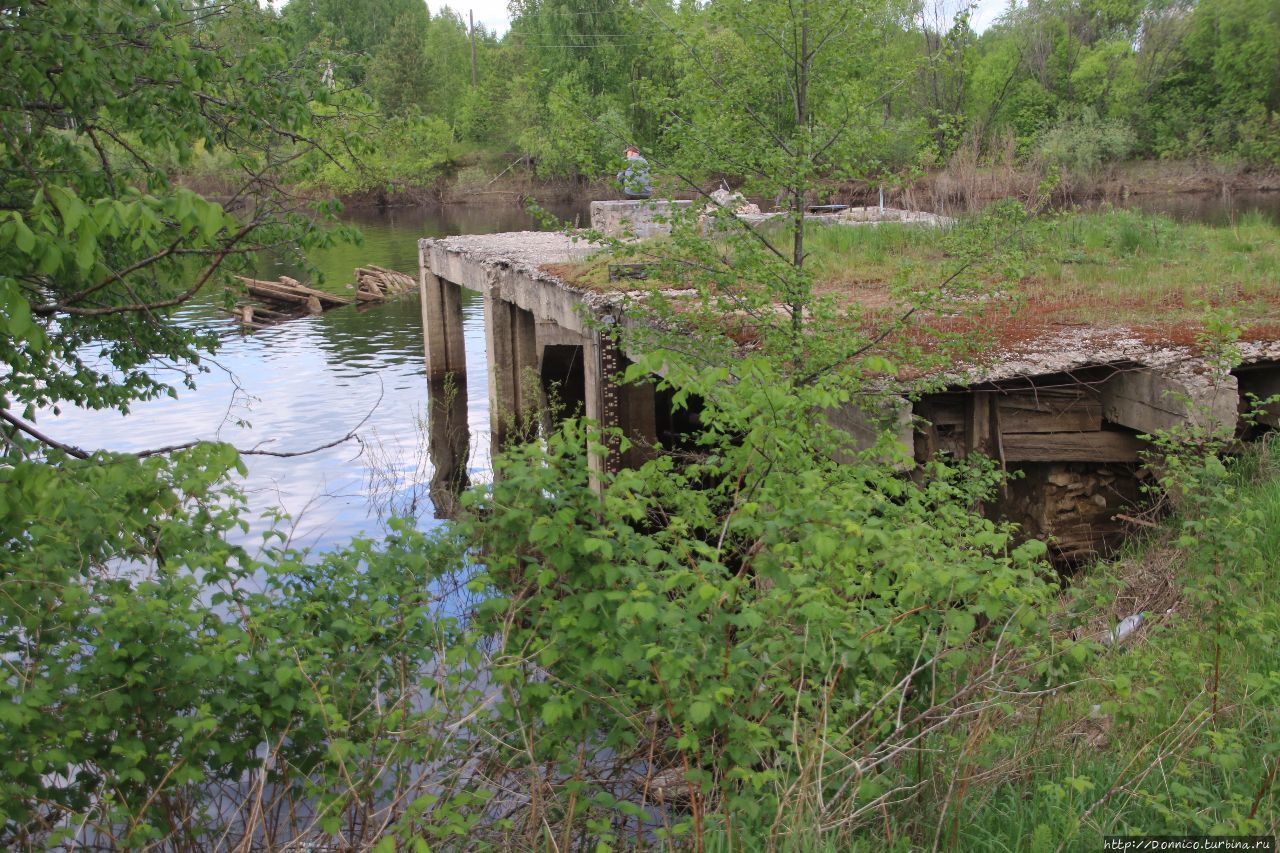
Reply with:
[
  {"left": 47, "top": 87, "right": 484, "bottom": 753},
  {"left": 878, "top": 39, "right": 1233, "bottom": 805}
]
[{"left": 42, "top": 203, "right": 585, "bottom": 552}]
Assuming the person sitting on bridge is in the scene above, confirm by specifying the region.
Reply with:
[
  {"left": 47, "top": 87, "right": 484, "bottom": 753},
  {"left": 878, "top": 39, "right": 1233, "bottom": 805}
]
[{"left": 616, "top": 146, "right": 652, "bottom": 200}]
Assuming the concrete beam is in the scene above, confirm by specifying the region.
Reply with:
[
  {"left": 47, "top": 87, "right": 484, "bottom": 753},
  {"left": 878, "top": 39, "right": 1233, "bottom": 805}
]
[
  {"left": 536, "top": 319, "right": 589, "bottom": 350},
  {"left": 424, "top": 240, "right": 595, "bottom": 335},
  {"left": 583, "top": 329, "right": 622, "bottom": 483},
  {"left": 427, "top": 372, "right": 470, "bottom": 520},
  {"left": 1001, "top": 431, "right": 1146, "bottom": 462},
  {"left": 826, "top": 395, "right": 914, "bottom": 465},
  {"left": 1101, "top": 368, "right": 1238, "bottom": 437}
]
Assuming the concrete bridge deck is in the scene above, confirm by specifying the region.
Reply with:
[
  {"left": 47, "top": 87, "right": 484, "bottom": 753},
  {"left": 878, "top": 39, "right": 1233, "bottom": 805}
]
[{"left": 418, "top": 223, "right": 1280, "bottom": 561}]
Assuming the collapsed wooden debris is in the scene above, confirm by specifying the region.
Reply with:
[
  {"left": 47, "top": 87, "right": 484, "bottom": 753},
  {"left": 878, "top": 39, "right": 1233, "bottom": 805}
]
[
  {"left": 354, "top": 265, "right": 416, "bottom": 302},
  {"left": 230, "top": 265, "right": 415, "bottom": 328}
]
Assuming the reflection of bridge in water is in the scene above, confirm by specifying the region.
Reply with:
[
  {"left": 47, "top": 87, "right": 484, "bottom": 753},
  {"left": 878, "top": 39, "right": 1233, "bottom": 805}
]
[{"left": 419, "top": 201, "right": 1280, "bottom": 564}]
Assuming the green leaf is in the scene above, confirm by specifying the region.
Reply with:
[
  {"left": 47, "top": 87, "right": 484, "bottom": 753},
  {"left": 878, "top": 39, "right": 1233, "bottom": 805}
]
[
  {"left": 689, "top": 700, "right": 713, "bottom": 724},
  {"left": 13, "top": 217, "right": 35, "bottom": 254}
]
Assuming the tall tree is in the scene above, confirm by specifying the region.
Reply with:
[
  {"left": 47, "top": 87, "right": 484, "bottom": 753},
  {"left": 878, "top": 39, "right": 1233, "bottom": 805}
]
[
  {"left": 652, "top": 0, "right": 921, "bottom": 361},
  {"left": 367, "top": 11, "right": 433, "bottom": 115},
  {"left": 282, "top": 0, "right": 430, "bottom": 82}
]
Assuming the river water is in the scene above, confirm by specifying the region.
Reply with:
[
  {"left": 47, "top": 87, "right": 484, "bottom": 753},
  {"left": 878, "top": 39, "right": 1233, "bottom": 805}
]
[
  {"left": 39, "top": 192, "right": 1278, "bottom": 553},
  {"left": 40, "top": 202, "right": 586, "bottom": 552}
]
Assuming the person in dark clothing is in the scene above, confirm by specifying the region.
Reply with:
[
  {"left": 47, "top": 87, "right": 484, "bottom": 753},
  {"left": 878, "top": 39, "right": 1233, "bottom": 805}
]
[{"left": 617, "top": 146, "right": 652, "bottom": 199}]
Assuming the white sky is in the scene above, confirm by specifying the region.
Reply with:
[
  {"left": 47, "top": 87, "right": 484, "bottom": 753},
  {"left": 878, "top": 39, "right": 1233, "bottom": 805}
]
[
  {"left": 266, "top": 1, "right": 1011, "bottom": 43},
  {"left": 432, "top": 1, "right": 510, "bottom": 36},
  {"left": 442, "top": 0, "right": 1013, "bottom": 39}
]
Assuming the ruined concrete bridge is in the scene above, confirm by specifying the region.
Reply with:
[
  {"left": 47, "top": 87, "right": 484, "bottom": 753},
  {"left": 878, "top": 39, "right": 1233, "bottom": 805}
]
[{"left": 418, "top": 214, "right": 1280, "bottom": 562}]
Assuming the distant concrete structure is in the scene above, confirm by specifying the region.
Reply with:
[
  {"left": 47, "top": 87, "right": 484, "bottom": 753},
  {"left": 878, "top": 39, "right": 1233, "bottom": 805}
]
[
  {"left": 590, "top": 199, "right": 952, "bottom": 239},
  {"left": 590, "top": 199, "right": 694, "bottom": 239}
]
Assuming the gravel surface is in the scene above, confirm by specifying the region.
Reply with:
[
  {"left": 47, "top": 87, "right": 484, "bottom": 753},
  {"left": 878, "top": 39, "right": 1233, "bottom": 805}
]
[
  {"left": 431, "top": 231, "right": 599, "bottom": 272},
  {"left": 955, "top": 327, "right": 1280, "bottom": 385}
]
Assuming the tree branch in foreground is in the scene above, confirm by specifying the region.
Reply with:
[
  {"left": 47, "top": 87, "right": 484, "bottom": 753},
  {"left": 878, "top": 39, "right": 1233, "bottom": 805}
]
[{"left": 0, "top": 383, "right": 382, "bottom": 462}]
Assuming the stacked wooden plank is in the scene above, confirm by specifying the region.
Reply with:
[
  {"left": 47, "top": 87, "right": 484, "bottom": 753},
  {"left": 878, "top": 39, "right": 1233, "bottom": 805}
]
[
  {"left": 914, "top": 381, "right": 1149, "bottom": 563},
  {"left": 914, "top": 385, "right": 1144, "bottom": 463},
  {"left": 355, "top": 265, "right": 416, "bottom": 302}
]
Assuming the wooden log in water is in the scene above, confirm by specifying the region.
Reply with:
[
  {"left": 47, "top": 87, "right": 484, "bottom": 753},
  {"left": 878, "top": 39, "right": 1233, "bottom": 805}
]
[
  {"left": 236, "top": 303, "right": 294, "bottom": 321},
  {"left": 235, "top": 276, "right": 353, "bottom": 308}
]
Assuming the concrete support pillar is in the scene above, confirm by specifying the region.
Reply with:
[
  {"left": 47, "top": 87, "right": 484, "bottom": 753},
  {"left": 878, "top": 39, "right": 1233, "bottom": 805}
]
[
  {"left": 485, "top": 291, "right": 538, "bottom": 449},
  {"left": 419, "top": 260, "right": 466, "bottom": 381},
  {"left": 420, "top": 247, "right": 472, "bottom": 518},
  {"left": 581, "top": 329, "right": 658, "bottom": 481},
  {"left": 965, "top": 391, "right": 998, "bottom": 459},
  {"left": 583, "top": 329, "right": 623, "bottom": 483}
]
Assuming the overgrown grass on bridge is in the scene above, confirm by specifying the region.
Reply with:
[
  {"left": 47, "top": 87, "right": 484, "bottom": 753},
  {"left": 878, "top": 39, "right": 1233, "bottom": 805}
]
[{"left": 564, "top": 206, "right": 1280, "bottom": 343}]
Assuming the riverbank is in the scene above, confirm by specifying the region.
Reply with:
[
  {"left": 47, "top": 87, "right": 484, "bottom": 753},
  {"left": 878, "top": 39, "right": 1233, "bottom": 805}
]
[
  {"left": 178, "top": 157, "right": 1279, "bottom": 215},
  {"left": 348, "top": 158, "right": 1280, "bottom": 211},
  {"left": 895, "top": 157, "right": 1280, "bottom": 214}
]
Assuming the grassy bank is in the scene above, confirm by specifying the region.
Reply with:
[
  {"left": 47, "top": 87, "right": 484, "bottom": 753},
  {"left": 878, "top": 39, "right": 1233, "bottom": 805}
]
[
  {"left": 806, "top": 206, "right": 1280, "bottom": 335},
  {"left": 556, "top": 207, "right": 1280, "bottom": 353},
  {"left": 926, "top": 442, "right": 1280, "bottom": 848},
  {"left": 890, "top": 155, "right": 1280, "bottom": 214},
  {"left": 689, "top": 441, "right": 1280, "bottom": 851}
]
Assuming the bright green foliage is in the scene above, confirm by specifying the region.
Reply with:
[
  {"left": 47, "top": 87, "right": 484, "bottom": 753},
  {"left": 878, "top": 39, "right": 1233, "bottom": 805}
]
[
  {"left": 963, "top": 0, "right": 1280, "bottom": 164},
  {"left": 266, "top": 0, "right": 1280, "bottom": 187},
  {"left": 459, "top": 363, "right": 1057, "bottom": 840},
  {"left": 281, "top": 0, "right": 430, "bottom": 83},
  {"left": 0, "top": 448, "right": 477, "bottom": 845},
  {"left": 0, "top": 3, "right": 423, "bottom": 844},
  {"left": 1146, "top": 0, "right": 1280, "bottom": 160},
  {"left": 519, "top": 70, "right": 630, "bottom": 177},
  {"left": 367, "top": 12, "right": 435, "bottom": 118},
  {"left": 931, "top": 443, "right": 1280, "bottom": 847},
  {"left": 454, "top": 7, "right": 1066, "bottom": 834},
  {"left": 306, "top": 109, "right": 456, "bottom": 197},
  {"left": 509, "top": 0, "right": 650, "bottom": 100},
  {"left": 1038, "top": 110, "right": 1137, "bottom": 177}
]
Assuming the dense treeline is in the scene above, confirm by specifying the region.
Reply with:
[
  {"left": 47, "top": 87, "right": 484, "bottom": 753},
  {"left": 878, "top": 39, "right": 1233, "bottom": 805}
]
[{"left": 258, "top": 0, "right": 1280, "bottom": 195}]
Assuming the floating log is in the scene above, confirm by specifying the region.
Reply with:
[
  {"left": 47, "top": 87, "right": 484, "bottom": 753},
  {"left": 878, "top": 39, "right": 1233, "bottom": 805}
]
[
  {"left": 229, "top": 266, "right": 409, "bottom": 329},
  {"left": 236, "top": 276, "right": 352, "bottom": 309}
]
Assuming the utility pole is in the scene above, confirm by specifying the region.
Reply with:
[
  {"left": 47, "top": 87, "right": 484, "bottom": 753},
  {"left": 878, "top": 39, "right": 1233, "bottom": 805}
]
[{"left": 469, "top": 10, "right": 478, "bottom": 87}]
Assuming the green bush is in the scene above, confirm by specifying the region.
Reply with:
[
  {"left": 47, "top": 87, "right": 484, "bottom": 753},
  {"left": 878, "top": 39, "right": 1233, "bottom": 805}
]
[
  {"left": 457, "top": 357, "right": 1059, "bottom": 844},
  {"left": 0, "top": 443, "right": 480, "bottom": 847},
  {"left": 302, "top": 110, "right": 455, "bottom": 196},
  {"left": 1037, "top": 111, "right": 1136, "bottom": 177}
]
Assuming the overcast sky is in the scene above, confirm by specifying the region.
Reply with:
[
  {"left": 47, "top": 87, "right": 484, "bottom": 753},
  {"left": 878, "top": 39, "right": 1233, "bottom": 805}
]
[{"left": 445, "top": 0, "right": 1013, "bottom": 39}]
